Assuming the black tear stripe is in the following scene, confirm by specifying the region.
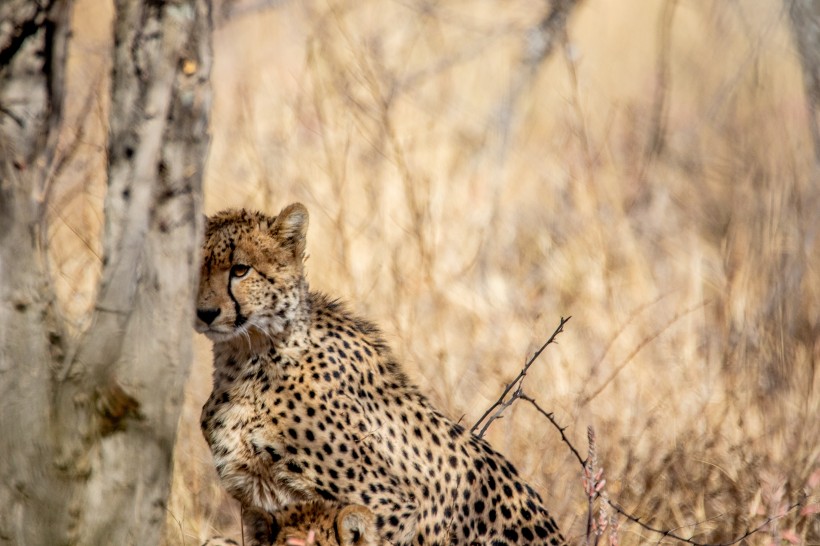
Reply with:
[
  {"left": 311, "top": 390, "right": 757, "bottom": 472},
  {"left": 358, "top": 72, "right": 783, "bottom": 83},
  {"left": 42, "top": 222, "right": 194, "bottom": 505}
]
[
  {"left": 227, "top": 241, "right": 248, "bottom": 328},
  {"left": 227, "top": 282, "right": 246, "bottom": 327},
  {"left": 226, "top": 242, "right": 246, "bottom": 327}
]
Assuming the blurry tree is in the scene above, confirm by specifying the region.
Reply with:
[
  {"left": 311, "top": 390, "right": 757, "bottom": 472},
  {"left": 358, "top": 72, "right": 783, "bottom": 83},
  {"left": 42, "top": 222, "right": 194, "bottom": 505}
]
[
  {"left": 0, "top": 0, "right": 211, "bottom": 544},
  {"left": 495, "top": 0, "right": 581, "bottom": 160},
  {"left": 788, "top": 0, "right": 820, "bottom": 169}
]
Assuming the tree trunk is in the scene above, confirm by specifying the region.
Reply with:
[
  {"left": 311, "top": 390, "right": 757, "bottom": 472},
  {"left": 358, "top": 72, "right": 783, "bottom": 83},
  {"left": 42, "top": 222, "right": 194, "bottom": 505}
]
[
  {"left": 0, "top": 0, "right": 212, "bottom": 544},
  {"left": 788, "top": 0, "right": 820, "bottom": 170}
]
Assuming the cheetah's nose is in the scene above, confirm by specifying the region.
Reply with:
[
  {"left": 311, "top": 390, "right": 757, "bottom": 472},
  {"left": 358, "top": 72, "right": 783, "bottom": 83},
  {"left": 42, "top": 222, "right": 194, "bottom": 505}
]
[{"left": 197, "top": 308, "right": 221, "bottom": 325}]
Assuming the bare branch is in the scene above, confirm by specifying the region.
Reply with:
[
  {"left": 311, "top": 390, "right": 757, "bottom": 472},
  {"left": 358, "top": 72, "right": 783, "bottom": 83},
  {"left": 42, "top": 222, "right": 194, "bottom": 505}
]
[
  {"left": 519, "top": 394, "right": 583, "bottom": 466},
  {"left": 215, "top": 0, "right": 289, "bottom": 27},
  {"left": 578, "top": 300, "right": 708, "bottom": 407},
  {"left": 494, "top": 0, "right": 582, "bottom": 159},
  {"left": 471, "top": 315, "right": 570, "bottom": 437},
  {"left": 584, "top": 293, "right": 669, "bottom": 383},
  {"left": 523, "top": 0, "right": 584, "bottom": 70}
]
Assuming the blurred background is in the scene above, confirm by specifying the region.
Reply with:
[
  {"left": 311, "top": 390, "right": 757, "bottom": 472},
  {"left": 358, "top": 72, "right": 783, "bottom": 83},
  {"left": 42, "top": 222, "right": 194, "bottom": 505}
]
[{"left": 54, "top": 0, "right": 818, "bottom": 543}]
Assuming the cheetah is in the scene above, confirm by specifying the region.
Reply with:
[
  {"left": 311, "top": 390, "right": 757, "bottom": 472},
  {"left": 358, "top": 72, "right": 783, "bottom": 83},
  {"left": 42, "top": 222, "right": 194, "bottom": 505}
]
[
  {"left": 202, "top": 500, "right": 383, "bottom": 546},
  {"left": 196, "top": 204, "right": 567, "bottom": 545}
]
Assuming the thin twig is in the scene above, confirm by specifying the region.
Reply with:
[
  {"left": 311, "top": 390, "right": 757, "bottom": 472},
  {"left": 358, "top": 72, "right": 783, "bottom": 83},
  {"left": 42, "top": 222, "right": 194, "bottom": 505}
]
[
  {"left": 585, "top": 292, "right": 670, "bottom": 381},
  {"left": 471, "top": 316, "right": 570, "bottom": 437},
  {"left": 578, "top": 301, "right": 707, "bottom": 407},
  {"left": 653, "top": 512, "right": 730, "bottom": 546},
  {"left": 519, "top": 393, "right": 583, "bottom": 466},
  {"left": 475, "top": 386, "right": 524, "bottom": 438}
]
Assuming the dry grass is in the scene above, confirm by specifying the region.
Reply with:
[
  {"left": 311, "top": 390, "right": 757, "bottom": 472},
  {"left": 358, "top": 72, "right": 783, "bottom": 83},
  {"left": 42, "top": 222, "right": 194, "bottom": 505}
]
[{"left": 51, "top": 0, "right": 819, "bottom": 544}]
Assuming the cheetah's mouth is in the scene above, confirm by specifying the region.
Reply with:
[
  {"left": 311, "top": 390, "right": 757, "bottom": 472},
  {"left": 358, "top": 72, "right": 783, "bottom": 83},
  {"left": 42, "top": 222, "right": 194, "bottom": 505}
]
[
  {"left": 197, "top": 316, "right": 275, "bottom": 345},
  {"left": 195, "top": 321, "right": 241, "bottom": 342},
  {"left": 195, "top": 311, "right": 289, "bottom": 346}
]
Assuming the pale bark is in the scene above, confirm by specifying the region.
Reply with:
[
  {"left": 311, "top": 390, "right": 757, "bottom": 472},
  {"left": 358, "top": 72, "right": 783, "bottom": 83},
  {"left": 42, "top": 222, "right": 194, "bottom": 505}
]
[
  {"left": 0, "top": 0, "right": 212, "bottom": 544},
  {"left": 0, "top": 2, "right": 73, "bottom": 543}
]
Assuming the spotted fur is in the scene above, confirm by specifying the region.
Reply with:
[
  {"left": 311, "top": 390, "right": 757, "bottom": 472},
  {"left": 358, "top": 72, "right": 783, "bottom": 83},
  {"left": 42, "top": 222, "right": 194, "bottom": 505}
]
[
  {"left": 197, "top": 204, "right": 567, "bottom": 546},
  {"left": 201, "top": 501, "right": 383, "bottom": 546}
]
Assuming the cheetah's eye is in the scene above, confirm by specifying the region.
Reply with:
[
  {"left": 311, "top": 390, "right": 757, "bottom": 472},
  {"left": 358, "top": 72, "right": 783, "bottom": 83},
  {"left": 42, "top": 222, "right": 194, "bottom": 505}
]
[{"left": 230, "top": 264, "right": 251, "bottom": 278}]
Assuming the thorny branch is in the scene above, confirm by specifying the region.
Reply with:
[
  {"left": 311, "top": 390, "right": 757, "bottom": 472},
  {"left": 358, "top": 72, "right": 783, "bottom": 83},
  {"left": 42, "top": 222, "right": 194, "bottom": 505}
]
[
  {"left": 480, "top": 318, "right": 810, "bottom": 546},
  {"left": 471, "top": 316, "right": 570, "bottom": 438},
  {"left": 519, "top": 394, "right": 583, "bottom": 466}
]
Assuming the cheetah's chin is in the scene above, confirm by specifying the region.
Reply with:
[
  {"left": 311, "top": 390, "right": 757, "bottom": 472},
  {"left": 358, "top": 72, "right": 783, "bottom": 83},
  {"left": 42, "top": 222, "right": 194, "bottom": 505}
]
[
  {"left": 198, "top": 320, "right": 286, "bottom": 346},
  {"left": 196, "top": 326, "right": 241, "bottom": 343}
]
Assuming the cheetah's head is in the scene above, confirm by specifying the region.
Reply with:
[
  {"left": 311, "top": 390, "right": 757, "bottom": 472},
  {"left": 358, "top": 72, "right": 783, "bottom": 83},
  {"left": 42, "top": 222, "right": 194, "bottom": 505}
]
[
  {"left": 195, "top": 203, "right": 309, "bottom": 344},
  {"left": 203, "top": 502, "right": 381, "bottom": 546},
  {"left": 269, "top": 502, "right": 381, "bottom": 546}
]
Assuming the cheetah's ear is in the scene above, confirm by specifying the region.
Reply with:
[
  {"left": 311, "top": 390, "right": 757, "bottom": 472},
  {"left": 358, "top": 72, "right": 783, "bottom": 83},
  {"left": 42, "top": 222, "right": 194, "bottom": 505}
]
[
  {"left": 335, "top": 504, "right": 377, "bottom": 546},
  {"left": 271, "top": 203, "right": 308, "bottom": 259}
]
